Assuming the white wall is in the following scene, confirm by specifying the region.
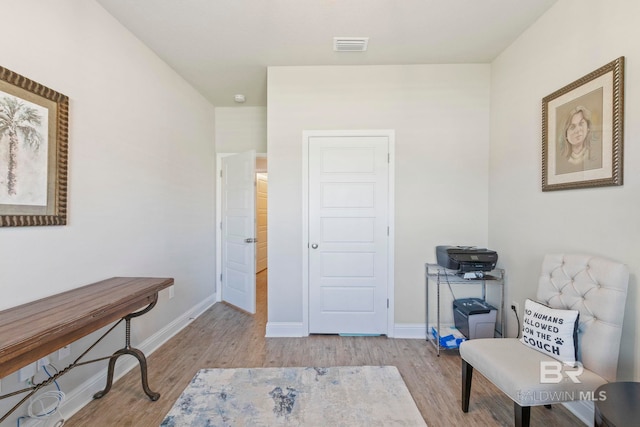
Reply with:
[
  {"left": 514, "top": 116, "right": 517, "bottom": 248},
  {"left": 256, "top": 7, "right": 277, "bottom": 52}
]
[
  {"left": 0, "top": 0, "right": 216, "bottom": 422},
  {"left": 490, "top": 0, "right": 640, "bottom": 381},
  {"left": 215, "top": 106, "right": 267, "bottom": 153},
  {"left": 267, "top": 65, "right": 491, "bottom": 330}
]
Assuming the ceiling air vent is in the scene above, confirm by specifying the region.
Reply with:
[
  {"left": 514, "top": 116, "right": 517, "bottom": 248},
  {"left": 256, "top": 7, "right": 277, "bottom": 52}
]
[{"left": 333, "top": 37, "right": 369, "bottom": 52}]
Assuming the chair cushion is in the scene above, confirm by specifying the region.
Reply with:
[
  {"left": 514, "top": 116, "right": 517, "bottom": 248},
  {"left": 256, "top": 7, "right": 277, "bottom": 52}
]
[
  {"left": 460, "top": 338, "right": 607, "bottom": 406},
  {"left": 520, "top": 299, "right": 579, "bottom": 366}
]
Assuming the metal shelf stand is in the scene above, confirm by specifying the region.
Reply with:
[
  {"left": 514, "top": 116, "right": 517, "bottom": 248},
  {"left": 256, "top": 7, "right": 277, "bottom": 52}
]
[{"left": 425, "top": 263, "right": 505, "bottom": 356}]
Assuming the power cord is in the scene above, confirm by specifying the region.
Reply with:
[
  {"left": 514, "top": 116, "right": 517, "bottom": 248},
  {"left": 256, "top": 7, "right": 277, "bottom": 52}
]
[
  {"left": 27, "top": 390, "right": 65, "bottom": 419},
  {"left": 443, "top": 271, "right": 458, "bottom": 301},
  {"left": 511, "top": 304, "right": 520, "bottom": 338},
  {"left": 17, "top": 364, "right": 66, "bottom": 427}
]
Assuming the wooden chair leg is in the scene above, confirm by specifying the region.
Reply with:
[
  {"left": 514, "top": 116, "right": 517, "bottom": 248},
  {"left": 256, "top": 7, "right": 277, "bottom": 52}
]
[
  {"left": 461, "top": 359, "right": 473, "bottom": 412},
  {"left": 514, "top": 402, "right": 531, "bottom": 427}
]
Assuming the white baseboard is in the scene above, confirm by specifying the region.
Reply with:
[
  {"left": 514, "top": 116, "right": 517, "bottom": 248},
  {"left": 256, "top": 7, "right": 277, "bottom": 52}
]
[
  {"left": 393, "top": 323, "right": 427, "bottom": 339},
  {"left": 60, "top": 294, "right": 216, "bottom": 420},
  {"left": 265, "top": 322, "right": 306, "bottom": 337},
  {"left": 562, "top": 400, "right": 592, "bottom": 426}
]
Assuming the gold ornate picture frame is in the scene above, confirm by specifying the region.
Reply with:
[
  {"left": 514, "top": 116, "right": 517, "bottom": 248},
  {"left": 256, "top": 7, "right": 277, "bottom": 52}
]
[
  {"left": 542, "top": 57, "right": 624, "bottom": 191},
  {"left": 0, "top": 66, "right": 68, "bottom": 226}
]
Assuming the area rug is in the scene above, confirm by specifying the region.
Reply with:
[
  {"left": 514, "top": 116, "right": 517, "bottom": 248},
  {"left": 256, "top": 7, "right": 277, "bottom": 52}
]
[{"left": 160, "top": 366, "right": 427, "bottom": 426}]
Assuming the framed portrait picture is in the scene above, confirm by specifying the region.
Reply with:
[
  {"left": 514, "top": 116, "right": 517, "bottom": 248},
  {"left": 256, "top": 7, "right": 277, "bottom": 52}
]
[
  {"left": 542, "top": 57, "right": 624, "bottom": 191},
  {"left": 0, "top": 66, "right": 68, "bottom": 226}
]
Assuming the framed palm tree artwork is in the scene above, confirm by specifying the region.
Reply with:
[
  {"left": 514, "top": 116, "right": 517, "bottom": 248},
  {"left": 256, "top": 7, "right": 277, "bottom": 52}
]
[{"left": 0, "top": 66, "right": 68, "bottom": 226}]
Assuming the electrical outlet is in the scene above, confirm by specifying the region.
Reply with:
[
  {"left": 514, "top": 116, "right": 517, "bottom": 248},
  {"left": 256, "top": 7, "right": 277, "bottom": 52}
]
[
  {"left": 19, "top": 363, "right": 36, "bottom": 383},
  {"left": 511, "top": 301, "right": 519, "bottom": 315},
  {"left": 58, "top": 345, "right": 71, "bottom": 360},
  {"left": 36, "top": 356, "right": 50, "bottom": 371},
  {"left": 169, "top": 285, "right": 175, "bottom": 299}
]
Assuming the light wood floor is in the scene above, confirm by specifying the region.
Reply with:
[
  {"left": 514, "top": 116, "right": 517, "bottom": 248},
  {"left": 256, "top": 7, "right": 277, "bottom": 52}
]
[{"left": 66, "top": 270, "right": 582, "bottom": 426}]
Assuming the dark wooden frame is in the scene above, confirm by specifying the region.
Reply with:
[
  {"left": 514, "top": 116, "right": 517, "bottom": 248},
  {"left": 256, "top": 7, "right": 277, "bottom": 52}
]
[
  {"left": 0, "top": 66, "right": 69, "bottom": 226},
  {"left": 542, "top": 57, "right": 624, "bottom": 191}
]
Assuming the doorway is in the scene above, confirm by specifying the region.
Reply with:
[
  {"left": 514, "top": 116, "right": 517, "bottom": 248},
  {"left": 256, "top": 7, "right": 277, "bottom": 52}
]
[
  {"left": 216, "top": 152, "right": 268, "bottom": 315},
  {"left": 256, "top": 158, "right": 268, "bottom": 273}
]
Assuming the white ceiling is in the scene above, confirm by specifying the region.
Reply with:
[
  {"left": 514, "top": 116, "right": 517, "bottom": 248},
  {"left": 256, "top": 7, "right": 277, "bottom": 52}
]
[{"left": 96, "top": 0, "right": 558, "bottom": 107}]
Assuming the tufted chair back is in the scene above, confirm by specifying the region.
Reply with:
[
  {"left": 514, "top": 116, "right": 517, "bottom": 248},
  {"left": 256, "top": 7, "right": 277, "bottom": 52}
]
[{"left": 537, "top": 254, "right": 629, "bottom": 382}]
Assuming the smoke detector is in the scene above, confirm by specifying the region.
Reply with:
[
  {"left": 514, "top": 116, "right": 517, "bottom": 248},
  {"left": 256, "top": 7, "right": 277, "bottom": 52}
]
[
  {"left": 234, "top": 94, "right": 246, "bottom": 103},
  {"left": 333, "top": 37, "right": 369, "bottom": 52}
]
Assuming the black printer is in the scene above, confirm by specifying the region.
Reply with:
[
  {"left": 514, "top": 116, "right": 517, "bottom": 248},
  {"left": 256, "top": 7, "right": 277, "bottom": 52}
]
[
  {"left": 453, "top": 298, "right": 497, "bottom": 339},
  {"left": 436, "top": 246, "right": 498, "bottom": 272}
]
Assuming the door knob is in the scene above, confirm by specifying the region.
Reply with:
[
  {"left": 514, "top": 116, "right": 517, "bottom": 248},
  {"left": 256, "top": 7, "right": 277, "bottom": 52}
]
[
  {"left": 311, "top": 243, "right": 318, "bottom": 249},
  {"left": 245, "top": 238, "right": 257, "bottom": 243}
]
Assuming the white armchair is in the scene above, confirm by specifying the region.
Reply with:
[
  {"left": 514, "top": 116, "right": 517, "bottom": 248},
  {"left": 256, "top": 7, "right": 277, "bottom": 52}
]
[{"left": 459, "top": 254, "right": 629, "bottom": 427}]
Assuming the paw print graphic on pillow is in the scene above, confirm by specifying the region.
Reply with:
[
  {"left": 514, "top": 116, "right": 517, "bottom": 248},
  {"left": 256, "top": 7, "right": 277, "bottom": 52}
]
[{"left": 555, "top": 337, "right": 564, "bottom": 345}]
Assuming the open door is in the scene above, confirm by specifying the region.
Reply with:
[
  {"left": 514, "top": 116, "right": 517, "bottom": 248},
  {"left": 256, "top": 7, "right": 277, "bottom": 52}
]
[{"left": 221, "top": 150, "right": 256, "bottom": 313}]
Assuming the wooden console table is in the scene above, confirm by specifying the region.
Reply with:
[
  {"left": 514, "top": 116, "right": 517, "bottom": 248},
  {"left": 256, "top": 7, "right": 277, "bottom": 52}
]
[{"left": 0, "top": 276, "right": 174, "bottom": 422}]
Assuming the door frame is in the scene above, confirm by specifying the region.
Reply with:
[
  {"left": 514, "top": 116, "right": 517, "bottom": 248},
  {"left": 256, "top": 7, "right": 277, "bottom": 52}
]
[
  {"left": 215, "top": 152, "right": 267, "bottom": 305},
  {"left": 301, "top": 130, "right": 395, "bottom": 337}
]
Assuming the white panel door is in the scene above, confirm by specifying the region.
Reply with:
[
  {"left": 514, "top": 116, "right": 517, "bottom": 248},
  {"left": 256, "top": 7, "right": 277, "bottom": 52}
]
[
  {"left": 308, "top": 136, "right": 389, "bottom": 334},
  {"left": 222, "top": 150, "right": 256, "bottom": 314}
]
